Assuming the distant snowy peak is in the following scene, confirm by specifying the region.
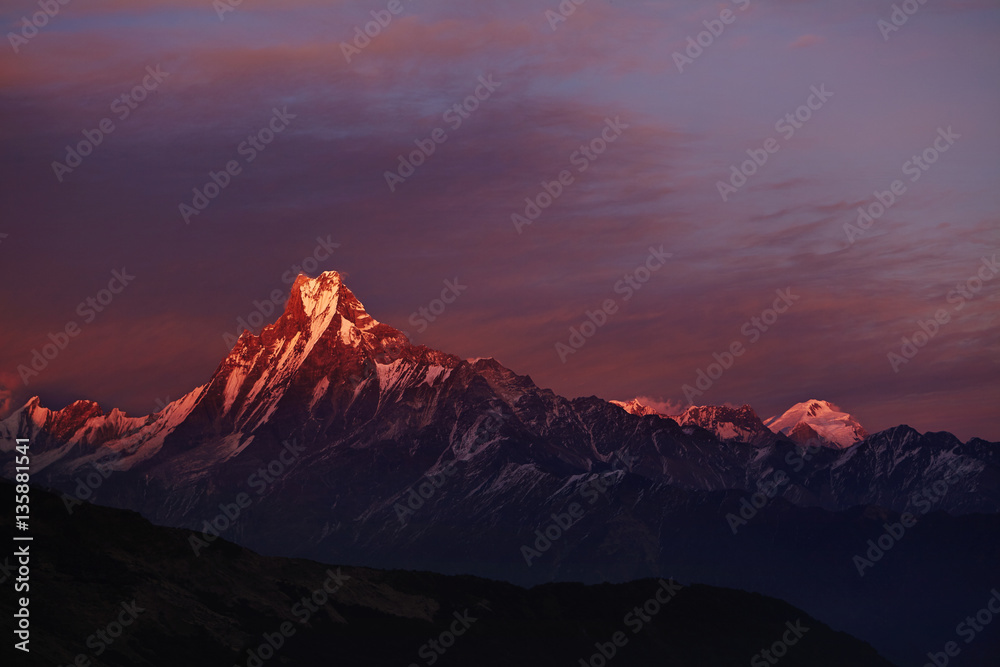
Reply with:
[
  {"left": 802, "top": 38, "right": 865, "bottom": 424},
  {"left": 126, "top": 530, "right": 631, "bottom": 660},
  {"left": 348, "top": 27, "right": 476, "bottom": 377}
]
[
  {"left": 674, "top": 404, "right": 774, "bottom": 446},
  {"left": 610, "top": 399, "right": 662, "bottom": 417},
  {"left": 0, "top": 388, "right": 203, "bottom": 474},
  {"left": 610, "top": 399, "right": 773, "bottom": 445},
  {"left": 764, "top": 399, "right": 867, "bottom": 449}
]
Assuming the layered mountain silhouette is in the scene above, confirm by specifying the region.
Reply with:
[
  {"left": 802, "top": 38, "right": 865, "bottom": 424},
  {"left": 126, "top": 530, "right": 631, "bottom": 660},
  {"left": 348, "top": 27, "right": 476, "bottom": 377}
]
[
  {"left": 2, "top": 271, "right": 998, "bottom": 666},
  {"left": 1, "top": 481, "right": 898, "bottom": 667},
  {"left": 612, "top": 400, "right": 778, "bottom": 446}
]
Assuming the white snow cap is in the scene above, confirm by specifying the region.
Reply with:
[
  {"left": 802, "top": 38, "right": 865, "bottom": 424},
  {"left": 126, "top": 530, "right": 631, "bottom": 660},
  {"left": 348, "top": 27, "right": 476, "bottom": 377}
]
[{"left": 764, "top": 399, "right": 868, "bottom": 448}]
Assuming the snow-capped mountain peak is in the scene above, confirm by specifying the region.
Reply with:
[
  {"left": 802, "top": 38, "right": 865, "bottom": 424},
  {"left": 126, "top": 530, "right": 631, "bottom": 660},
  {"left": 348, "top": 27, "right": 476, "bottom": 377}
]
[
  {"left": 273, "top": 271, "right": 382, "bottom": 346},
  {"left": 610, "top": 398, "right": 661, "bottom": 417},
  {"left": 610, "top": 399, "right": 774, "bottom": 445},
  {"left": 296, "top": 271, "right": 343, "bottom": 339},
  {"left": 763, "top": 399, "right": 867, "bottom": 448},
  {"left": 673, "top": 404, "right": 774, "bottom": 445},
  {"left": 203, "top": 271, "right": 426, "bottom": 431}
]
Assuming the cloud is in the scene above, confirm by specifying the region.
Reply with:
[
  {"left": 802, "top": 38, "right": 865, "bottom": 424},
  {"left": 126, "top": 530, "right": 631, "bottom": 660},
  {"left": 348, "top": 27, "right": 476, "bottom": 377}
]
[
  {"left": 0, "top": 0, "right": 997, "bottom": 443},
  {"left": 631, "top": 396, "right": 686, "bottom": 416},
  {"left": 0, "top": 371, "right": 24, "bottom": 417}
]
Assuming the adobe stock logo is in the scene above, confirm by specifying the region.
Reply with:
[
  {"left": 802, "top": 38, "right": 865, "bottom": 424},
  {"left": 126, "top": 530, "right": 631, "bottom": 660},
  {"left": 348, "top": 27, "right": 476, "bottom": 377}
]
[
  {"left": 519, "top": 473, "right": 617, "bottom": 568},
  {"left": 16, "top": 268, "right": 136, "bottom": 386},
  {"left": 851, "top": 460, "right": 963, "bottom": 577},
  {"left": 681, "top": 287, "right": 798, "bottom": 406},
  {"left": 887, "top": 254, "right": 996, "bottom": 373},
  {"left": 408, "top": 278, "right": 468, "bottom": 333},
  {"left": 750, "top": 620, "right": 810, "bottom": 666},
  {"left": 52, "top": 65, "right": 170, "bottom": 182},
  {"left": 844, "top": 126, "right": 959, "bottom": 244},
  {"left": 178, "top": 107, "right": 296, "bottom": 224},
  {"left": 716, "top": 85, "right": 833, "bottom": 202},
  {"left": 877, "top": 0, "right": 930, "bottom": 41},
  {"left": 544, "top": 0, "right": 588, "bottom": 31},
  {"left": 393, "top": 410, "right": 503, "bottom": 526},
  {"left": 512, "top": 117, "right": 629, "bottom": 234},
  {"left": 576, "top": 579, "right": 684, "bottom": 667},
  {"left": 55, "top": 600, "right": 146, "bottom": 666},
  {"left": 555, "top": 246, "right": 671, "bottom": 363},
  {"left": 725, "top": 469, "right": 790, "bottom": 535},
  {"left": 921, "top": 589, "right": 1000, "bottom": 667},
  {"left": 59, "top": 452, "right": 123, "bottom": 514},
  {"left": 7, "top": 0, "right": 72, "bottom": 54},
  {"left": 384, "top": 75, "right": 501, "bottom": 192},
  {"left": 672, "top": 0, "right": 751, "bottom": 73},
  {"left": 339, "top": 0, "right": 413, "bottom": 63},
  {"left": 222, "top": 236, "right": 340, "bottom": 348},
  {"left": 213, "top": 0, "right": 246, "bottom": 21},
  {"left": 188, "top": 439, "right": 305, "bottom": 556},
  {"left": 234, "top": 569, "right": 350, "bottom": 667}
]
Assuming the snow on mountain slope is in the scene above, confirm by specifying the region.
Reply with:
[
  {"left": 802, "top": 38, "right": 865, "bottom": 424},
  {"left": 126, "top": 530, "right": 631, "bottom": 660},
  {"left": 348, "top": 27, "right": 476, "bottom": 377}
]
[
  {"left": 2, "top": 272, "right": 994, "bottom": 526},
  {"left": 0, "top": 271, "right": 461, "bottom": 480},
  {"left": 610, "top": 399, "right": 661, "bottom": 417},
  {"left": 0, "top": 387, "right": 205, "bottom": 474},
  {"left": 764, "top": 399, "right": 868, "bottom": 448},
  {"left": 673, "top": 404, "right": 775, "bottom": 446},
  {"left": 611, "top": 399, "right": 774, "bottom": 445}
]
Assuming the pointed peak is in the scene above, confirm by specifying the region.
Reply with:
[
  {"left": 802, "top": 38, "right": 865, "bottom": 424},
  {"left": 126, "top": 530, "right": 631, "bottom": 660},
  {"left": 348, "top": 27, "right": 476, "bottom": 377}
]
[
  {"left": 293, "top": 270, "right": 343, "bottom": 303},
  {"left": 610, "top": 398, "right": 663, "bottom": 417},
  {"left": 671, "top": 404, "right": 773, "bottom": 445},
  {"left": 65, "top": 399, "right": 103, "bottom": 414},
  {"left": 283, "top": 271, "right": 381, "bottom": 335},
  {"left": 764, "top": 399, "right": 867, "bottom": 448},
  {"left": 225, "top": 270, "right": 375, "bottom": 353}
]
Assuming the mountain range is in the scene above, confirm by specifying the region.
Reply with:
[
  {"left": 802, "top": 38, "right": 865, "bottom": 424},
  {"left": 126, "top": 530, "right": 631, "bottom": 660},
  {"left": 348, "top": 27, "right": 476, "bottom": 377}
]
[
  {"left": 2, "top": 270, "right": 998, "bottom": 666},
  {"left": 1, "top": 480, "right": 898, "bottom": 667}
]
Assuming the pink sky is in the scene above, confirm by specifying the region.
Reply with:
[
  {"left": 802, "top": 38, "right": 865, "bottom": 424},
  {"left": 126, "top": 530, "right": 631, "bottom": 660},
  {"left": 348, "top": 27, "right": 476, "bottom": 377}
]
[{"left": 0, "top": 0, "right": 997, "bottom": 439}]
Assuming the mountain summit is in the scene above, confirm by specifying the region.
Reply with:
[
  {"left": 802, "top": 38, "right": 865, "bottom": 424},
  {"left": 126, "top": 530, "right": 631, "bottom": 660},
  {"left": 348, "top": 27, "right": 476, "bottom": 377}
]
[
  {"left": 609, "top": 398, "right": 661, "bottom": 417},
  {"left": 1, "top": 272, "right": 995, "bottom": 667},
  {"left": 672, "top": 404, "right": 775, "bottom": 446},
  {"left": 764, "top": 399, "right": 868, "bottom": 448},
  {"left": 611, "top": 399, "right": 775, "bottom": 446}
]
